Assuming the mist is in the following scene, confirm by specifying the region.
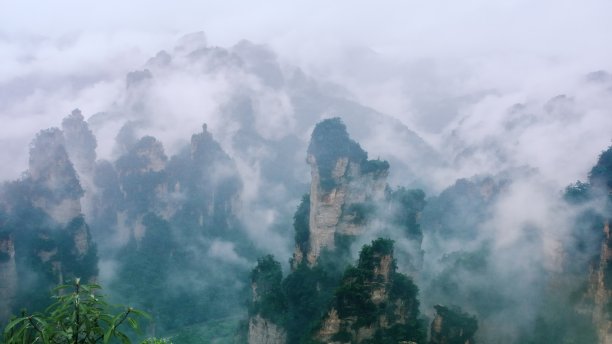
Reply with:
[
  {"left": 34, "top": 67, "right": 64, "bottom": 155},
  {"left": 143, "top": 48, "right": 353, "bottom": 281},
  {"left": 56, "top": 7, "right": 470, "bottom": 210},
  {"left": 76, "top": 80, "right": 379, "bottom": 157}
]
[{"left": 1, "top": 1, "right": 612, "bottom": 343}]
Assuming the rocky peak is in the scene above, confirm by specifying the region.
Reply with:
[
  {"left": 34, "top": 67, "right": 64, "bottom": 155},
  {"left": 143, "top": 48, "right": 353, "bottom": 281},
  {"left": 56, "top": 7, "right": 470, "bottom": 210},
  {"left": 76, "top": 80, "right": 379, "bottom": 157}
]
[
  {"left": 190, "top": 123, "right": 228, "bottom": 165},
  {"left": 429, "top": 305, "right": 478, "bottom": 344},
  {"left": 250, "top": 255, "right": 283, "bottom": 305},
  {"left": 315, "top": 238, "right": 425, "bottom": 344},
  {"left": 146, "top": 50, "right": 172, "bottom": 68},
  {"left": 232, "top": 40, "right": 284, "bottom": 89},
  {"left": 28, "top": 127, "right": 83, "bottom": 224},
  {"left": 248, "top": 255, "right": 287, "bottom": 344},
  {"left": 29, "top": 128, "right": 73, "bottom": 183},
  {"left": 61, "top": 109, "right": 97, "bottom": 175},
  {"left": 299, "top": 117, "right": 389, "bottom": 266},
  {"left": 116, "top": 136, "right": 167, "bottom": 175},
  {"left": 589, "top": 146, "right": 612, "bottom": 193}
]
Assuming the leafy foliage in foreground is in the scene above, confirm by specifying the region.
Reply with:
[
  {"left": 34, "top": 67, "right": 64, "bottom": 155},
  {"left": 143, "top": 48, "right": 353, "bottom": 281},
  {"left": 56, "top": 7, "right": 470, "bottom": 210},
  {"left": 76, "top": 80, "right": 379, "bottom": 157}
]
[{"left": 2, "top": 279, "right": 148, "bottom": 344}]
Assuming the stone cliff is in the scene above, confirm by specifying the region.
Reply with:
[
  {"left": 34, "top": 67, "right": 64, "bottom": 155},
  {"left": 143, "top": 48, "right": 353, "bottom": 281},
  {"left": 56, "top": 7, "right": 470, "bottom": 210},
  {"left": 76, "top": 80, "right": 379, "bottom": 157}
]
[
  {"left": 248, "top": 315, "right": 287, "bottom": 344},
  {"left": 248, "top": 255, "right": 287, "bottom": 344},
  {"left": 28, "top": 127, "right": 84, "bottom": 225},
  {"left": 0, "top": 232, "right": 17, "bottom": 322},
  {"left": 294, "top": 118, "right": 389, "bottom": 266},
  {"left": 429, "top": 305, "right": 478, "bottom": 344},
  {"left": 315, "top": 238, "right": 426, "bottom": 344},
  {"left": 586, "top": 220, "right": 612, "bottom": 344},
  {"left": 108, "top": 124, "right": 242, "bottom": 240},
  {"left": 584, "top": 146, "right": 612, "bottom": 344},
  {"left": 61, "top": 109, "right": 97, "bottom": 176},
  {"left": 0, "top": 122, "right": 98, "bottom": 321},
  {"left": 245, "top": 117, "right": 481, "bottom": 344}
]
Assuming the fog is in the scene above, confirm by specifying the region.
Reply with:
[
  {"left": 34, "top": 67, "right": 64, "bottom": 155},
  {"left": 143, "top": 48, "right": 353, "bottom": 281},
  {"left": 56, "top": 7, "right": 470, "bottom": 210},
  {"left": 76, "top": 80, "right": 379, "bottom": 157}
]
[
  {"left": 2, "top": 1, "right": 612, "bottom": 182},
  {"left": 2, "top": 1, "right": 612, "bottom": 342}
]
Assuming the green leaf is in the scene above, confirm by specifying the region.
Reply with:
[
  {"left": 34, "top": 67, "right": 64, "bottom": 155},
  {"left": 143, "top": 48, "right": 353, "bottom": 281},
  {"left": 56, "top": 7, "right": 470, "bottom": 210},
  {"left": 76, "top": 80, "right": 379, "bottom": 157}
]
[
  {"left": 127, "top": 317, "right": 140, "bottom": 334},
  {"left": 128, "top": 308, "right": 151, "bottom": 320},
  {"left": 103, "top": 326, "right": 113, "bottom": 344},
  {"left": 52, "top": 284, "right": 72, "bottom": 293},
  {"left": 5, "top": 281, "right": 147, "bottom": 344},
  {"left": 116, "top": 331, "right": 131, "bottom": 344},
  {"left": 12, "top": 324, "right": 28, "bottom": 343},
  {"left": 2, "top": 316, "right": 28, "bottom": 335}
]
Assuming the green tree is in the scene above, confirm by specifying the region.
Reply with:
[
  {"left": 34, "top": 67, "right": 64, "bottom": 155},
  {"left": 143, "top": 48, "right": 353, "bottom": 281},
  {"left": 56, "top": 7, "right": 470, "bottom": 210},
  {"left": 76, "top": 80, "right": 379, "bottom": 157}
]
[{"left": 2, "top": 278, "right": 148, "bottom": 344}]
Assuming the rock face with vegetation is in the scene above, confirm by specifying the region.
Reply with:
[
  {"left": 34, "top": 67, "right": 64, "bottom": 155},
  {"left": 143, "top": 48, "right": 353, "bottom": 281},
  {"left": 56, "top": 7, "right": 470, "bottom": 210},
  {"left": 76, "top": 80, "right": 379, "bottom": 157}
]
[
  {"left": 248, "top": 256, "right": 287, "bottom": 344},
  {"left": 0, "top": 112, "right": 99, "bottom": 323},
  {"left": 0, "top": 106, "right": 253, "bottom": 334},
  {"left": 429, "top": 305, "right": 478, "bottom": 344},
  {"left": 247, "top": 239, "right": 430, "bottom": 344},
  {"left": 247, "top": 119, "right": 445, "bottom": 344},
  {"left": 0, "top": 109, "right": 250, "bottom": 332},
  {"left": 295, "top": 117, "right": 390, "bottom": 266},
  {"left": 61, "top": 109, "right": 97, "bottom": 177},
  {"left": 0, "top": 232, "right": 17, "bottom": 322},
  {"left": 315, "top": 238, "right": 426, "bottom": 344},
  {"left": 587, "top": 221, "right": 612, "bottom": 344},
  {"left": 28, "top": 127, "right": 85, "bottom": 225},
  {"left": 107, "top": 123, "right": 248, "bottom": 333},
  {"left": 580, "top": 147, "right": 612, "bottom": 344},
  {"left": 248, "top": 315, "right": 287, "bottom": 344}
]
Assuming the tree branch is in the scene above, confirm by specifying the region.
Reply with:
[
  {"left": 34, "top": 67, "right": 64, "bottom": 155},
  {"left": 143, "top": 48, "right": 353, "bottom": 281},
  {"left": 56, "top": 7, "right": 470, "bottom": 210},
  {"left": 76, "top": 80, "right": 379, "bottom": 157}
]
[{"left": 27, "top": 316, "right": 45, "bottom": 339}]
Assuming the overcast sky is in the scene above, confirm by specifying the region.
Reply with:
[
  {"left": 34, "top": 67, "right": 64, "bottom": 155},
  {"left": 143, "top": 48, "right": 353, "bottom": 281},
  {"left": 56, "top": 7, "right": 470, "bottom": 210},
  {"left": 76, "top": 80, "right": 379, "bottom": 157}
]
[{"left": 3, "top": 0, "right": 612, "bottom": 59}]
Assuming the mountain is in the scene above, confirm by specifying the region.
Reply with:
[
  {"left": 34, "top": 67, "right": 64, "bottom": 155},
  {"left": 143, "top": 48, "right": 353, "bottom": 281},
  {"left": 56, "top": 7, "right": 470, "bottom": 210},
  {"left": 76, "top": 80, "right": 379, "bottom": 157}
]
[
  {"left": 0, "top": 121, "right": 98, "bottom": 322},
  {"left": 246, "top": 118, "right": 475, "bottom": 344},
  {"left": 1, "top": 32, "right": 611, "bottom": 344}
]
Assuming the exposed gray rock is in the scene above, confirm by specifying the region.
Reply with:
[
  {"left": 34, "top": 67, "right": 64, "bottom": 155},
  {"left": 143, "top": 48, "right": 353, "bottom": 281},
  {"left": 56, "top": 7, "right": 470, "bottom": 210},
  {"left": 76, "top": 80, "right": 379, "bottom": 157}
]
[{"left": 248, "top": 314, "right": 287, "bottom": 344}]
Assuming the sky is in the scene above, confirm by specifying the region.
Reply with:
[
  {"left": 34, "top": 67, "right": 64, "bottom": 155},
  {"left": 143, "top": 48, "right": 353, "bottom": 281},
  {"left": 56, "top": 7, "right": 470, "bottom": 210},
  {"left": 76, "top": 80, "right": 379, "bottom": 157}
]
[{"left": 2, "top": 1, "right": 611, "bottom": 58}]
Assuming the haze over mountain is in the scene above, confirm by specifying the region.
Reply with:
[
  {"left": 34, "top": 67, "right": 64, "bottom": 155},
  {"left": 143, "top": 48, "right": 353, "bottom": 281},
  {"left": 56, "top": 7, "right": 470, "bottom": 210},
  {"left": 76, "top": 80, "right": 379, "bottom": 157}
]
[{"left": 1, "top": 1, "right": 612, "bottom": 343}]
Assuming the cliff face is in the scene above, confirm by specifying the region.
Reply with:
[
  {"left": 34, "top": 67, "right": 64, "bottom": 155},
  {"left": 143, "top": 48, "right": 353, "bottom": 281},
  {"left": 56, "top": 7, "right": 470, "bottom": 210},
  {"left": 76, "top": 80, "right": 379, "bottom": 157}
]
[
  {"left": 28, "top": 127, "right": 84, "bottom": 225},
  {"left": 248, "top": 315, "right": 287, "bottom": 344},
  {"left": 583, "top": 147, "right": 612, "bottom": 344},
  {"left": 315, "top": 238, "right": 425, "bottom": 344},
  {"left": 293, "top": 118, "right": 389, "bottom": 266},
  {"left": 0, "top": 233, "right": 17, "bottom": 322},
  {"left": 94, "top": 123, "right": 248, "bottom": 331},
  {"left": 584, "top": 220, "right": 612, "bottom": 344},
  {"left": 61, "top": 109, "right": 97, "bottom": 176},
  {"left": 114, "top": 135, "right": 169, "bottom": 239},
  {"left": 183, "top": 124, "right": 242, "bottom": 228},
  {"left": 429, "top": 305, "right": 478, "bottom": 344},
  {"left": 108, "top": 125, "right": 242, "bottom": 240},
  {"left": 306, "top": 155, "right": 388, "bottom": 265},
  {"left": 0, "top": 120, "right": 99, "bottom": 321},
  {"left": 245, "top": 118, "right": 434, "bottom": 343},
  {"left": 247, "top": 255, "right": 287, "bottom": 344},
  {"left": 26, "top": 126, "right": 95, "bottom": 267}
]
